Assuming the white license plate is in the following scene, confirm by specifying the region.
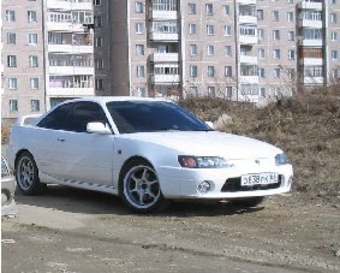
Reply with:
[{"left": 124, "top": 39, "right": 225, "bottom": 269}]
[{"left": 241, "top": 173, "right": 279, "bottom": 186}]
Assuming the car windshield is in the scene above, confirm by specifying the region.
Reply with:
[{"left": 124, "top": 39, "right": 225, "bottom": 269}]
[{"left": 106, "top": 101, "right": 212, "bottom": 134}]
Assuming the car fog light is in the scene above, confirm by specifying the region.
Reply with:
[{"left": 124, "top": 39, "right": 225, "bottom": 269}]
[{"left": 197, "top": 181, "right": 211, "bottom": 194}]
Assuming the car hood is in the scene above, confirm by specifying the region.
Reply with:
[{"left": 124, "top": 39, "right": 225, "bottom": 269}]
[{"left": 119, "top": 131, "right": 282, "bottom": 159}]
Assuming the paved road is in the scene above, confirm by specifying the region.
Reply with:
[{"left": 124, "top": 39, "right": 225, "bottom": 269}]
[{"left": 3, "top": 186, "right": 339, "bottom": 273}]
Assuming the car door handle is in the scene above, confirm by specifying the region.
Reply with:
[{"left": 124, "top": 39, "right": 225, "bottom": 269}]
[{"left": 57, "top": 138, "right": 65, "bottom": 142}]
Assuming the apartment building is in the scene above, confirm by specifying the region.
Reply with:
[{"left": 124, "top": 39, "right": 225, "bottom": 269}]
[
  {"left": 1, "top": 0, "right": 95, "bottom": 121},
  {"left": 1, "top": 0, "right": 340, "bottom": 120}
]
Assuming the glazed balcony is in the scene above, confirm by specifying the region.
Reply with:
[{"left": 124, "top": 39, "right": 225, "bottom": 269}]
[
  {"left": 149, "top": 53, "right": 179, "bottom": 62},
  {"left": 47, "top": 0, "right": 92, "bottom": 11},
  {"left": 297, "top": 0, "right": 323, "bottom": 11}
]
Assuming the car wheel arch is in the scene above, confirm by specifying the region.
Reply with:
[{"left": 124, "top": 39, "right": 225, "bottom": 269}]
[{"left": 15, "top": 149, "right": 33, "bottom": 170}]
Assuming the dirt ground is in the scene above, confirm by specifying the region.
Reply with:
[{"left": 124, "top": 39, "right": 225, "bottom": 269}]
[{"left": 2, "top": 186, "right": 340, "bottom": 273}]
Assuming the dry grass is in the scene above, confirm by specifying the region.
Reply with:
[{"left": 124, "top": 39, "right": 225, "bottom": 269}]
[{"left": 180, "top": 88, "right": 340, "bottom": 204}]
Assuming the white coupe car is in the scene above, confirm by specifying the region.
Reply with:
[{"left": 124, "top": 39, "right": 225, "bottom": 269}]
[{"left": 7, "top": 97, "right": 293, "bottom": 213}]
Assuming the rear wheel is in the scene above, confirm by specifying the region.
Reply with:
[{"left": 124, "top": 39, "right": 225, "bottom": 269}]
[
  {"left": 16, "top": 152, "right": 47, "bottom": 195},
  {"left": 231, "top": 197, "right": 266, "bottom": 208},
  {"left": 119, "top": 159, "right": 168, "bottom": 214}
]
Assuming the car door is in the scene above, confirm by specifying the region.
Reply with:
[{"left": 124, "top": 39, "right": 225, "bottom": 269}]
[{"left": 54, "top": 101, "right": 114, "bottom": 186}]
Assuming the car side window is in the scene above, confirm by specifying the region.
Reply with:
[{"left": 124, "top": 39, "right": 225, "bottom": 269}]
[
  {"left": 67, "top": 102, "right": 109, "bottom": 133},
  {"left": 37, "top": 103, "right": 73, "bottom": 130}
]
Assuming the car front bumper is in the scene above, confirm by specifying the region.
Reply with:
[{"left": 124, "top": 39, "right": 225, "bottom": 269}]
[
  {"left": 157, "top": 163, "right": 293, "bottom": 199},
  {"left": 2, "top": 176, "right": 17, "bottom": 217}
]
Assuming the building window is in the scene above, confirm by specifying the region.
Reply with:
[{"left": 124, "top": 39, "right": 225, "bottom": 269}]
[
  {"left": 6, "top": 10, "right": 15, "bottom": 22},
  {"left": 28, "top": 11, "right": 37, "bottom": 23},
  {"left": 9, "top": 100, "right": 18, "bottom": 112},
  {"left": 136, "top": 65, "right": 145, "bottom": 77},
  {"left": 288, "top": 50, "right": 295, "bottom": 60},
  {"left": 135, "top": 2, "right": 143, "bottom": 13},
  {"left": 30, "top": 78, "right": 39, "bottom": 89},
  {"left": 94, "top": 16, "right": 102, "bottom": 27},
  {"left": 273, "top": 49, "right": 281, "bottom": 59},
  {"left": 258, "top": 68, "right": 265, "bottom": 78},
  {"left": 208, "top": 86, "right": 215, "bottom": 98},
  {"left": 95, "top": 37, "right": 102, "bottom": 47},
  {"left": 93, "top": 0, "right": 101, "bottom": 5},
  {"left": 206, "top": 25, "right": 214, "bottom": 35},
  {"left": 7, "top": 33, "right": 16, "bottom": 44},
  {"left": 225, "top": 66, "right": 232, "bottom": 77},
  {"left": 274, "top": 68, "right": 281, "bottom": 78},
  {"left": 331, "top": 32, "right": 337, "bottom": 41},
  {"left": 189, "top": 86, "right": 198, "bottom": 97},
  {"left": 258, "top": 29, "right": 264, "bottom": 40},
  {"left": 135, "top": 23, "right": 144, "bottom": 34},
  {"left": 332, "top": 69, "right": 338, "bottom": 79},
  {"left": 136, "top": 44, "right": 144, "bottom": 55},
  {"left": 273, "top": 30, "right": 280, "bottom": 40},
  {"left": 331, "top": 13, "right": 337, "bottom": 23},
  {"left": 223, "top": 5, "right": 230, "bottom": 15},
  {"left": 31, "top": 100, "right": 40, "bottom": 112},
  {"left": 273, "top": 11, "right": 279, "bottom": 21},
  {"left": 330, "top": 0, "right": 336, "bottom": 4},
  {"left": 287, "top": 12, "right": 294, "bottom": 22},
  {"left": 260, "top": 87, "right": 266, "bottom": 97},
  {"left": 190, "top": 44, "right": 197, "bottom": 55},
  {"left": 8, "top": 78, "right": 18, "bottom": 90},
  {"left": 208, "top": 66, "right": 215, "bottom": 77},
  {"left": 205, "top": 4, "right": 213, "bottom": 15},
  {"left": 257, "top": 10, "right": 263, "bottom": 20},
  {"left": 95, "top": 58, "right": 104, "bottom": 69},
  {"left": 95, "top": 79, "right": 104, "bottom": 90},
  {"left": 137, "top": 87, "right": 147, "bottom": 97},
  {"left": 190, "top": 65, "right": 197, "bottom": 77},
  {"left": 332, "top": 50, "right": 338, "bottom": 60},
  {"left": 207, "top": 45, "right": 215, "bottom": 56},
  {"left": 189, "top": 24, "right": 197, "bottom": 35},
  {"left": 288, "top": 31, "right": 295, "bottom": 41},
  {"left": 7, "top": 55, "right": 17, "bottom": 67},
  {"left": 226, "top": 87, "right": 232, "bottom": 98},
  {"left": 29, "top": 55, "right": 38, "bottom": 67},
  {"left": 188, "top": 3, "right": 196, "bottom": 14},
  {"left": 258, "top": 48, "right": 265, "bottom": 58},
  {"left": 288, "top": 69, "right": 295, "bottom": 79},
  {"left": 28, "top": 34, "right": 38, "bottom": 45},
  {"left": 224, "top": 46, "right": 232, "bottom": 56},
  {"left": 223, "top": 25, "right": 231, "bottom": 36}
]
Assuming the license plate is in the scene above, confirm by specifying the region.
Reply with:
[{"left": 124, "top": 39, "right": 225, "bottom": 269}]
[{"left": 241, "top": 173, "right": 278, "bottom": 186}]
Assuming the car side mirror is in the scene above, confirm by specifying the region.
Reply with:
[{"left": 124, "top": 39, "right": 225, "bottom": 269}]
[{"left": 86, "top": 122, "right": 111, "bottom": 135}]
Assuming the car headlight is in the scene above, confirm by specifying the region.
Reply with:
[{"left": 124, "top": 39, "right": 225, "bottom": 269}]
[
  {"left": 275, "top": 153, "right": 289, "bottom": 165},
  {"left": 178, "top": 156, "right": 228, "bottom": 168}
]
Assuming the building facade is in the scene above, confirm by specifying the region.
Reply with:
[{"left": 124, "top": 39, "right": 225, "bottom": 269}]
[{"left": 1, "top": 0, "right": 340, "bottom": 120}]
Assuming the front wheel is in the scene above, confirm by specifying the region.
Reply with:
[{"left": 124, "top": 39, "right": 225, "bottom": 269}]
[
  {"left": 119, "top": 159, "right": 168, "bottom": 214},
  {"left": 16, "top": 152, "right": 47, "bottom": 195}
]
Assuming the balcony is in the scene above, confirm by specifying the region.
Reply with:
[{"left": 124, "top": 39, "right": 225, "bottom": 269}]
[
  {"left": 149, "top": 32, "right": 179, "bottom": 42},
  {"left": 239, "top": 35, "right": 257, "bottom": 45},
  {"left": 48, "top": 87, "right": 95, "bottom": 97},
  {"left": 297, "top": 1, "right": 323, "bottom": 11},
  {"left": 149, "top": 10, "right": 178, "bottom": 20},
  {"left": 240, "top": 55, "right": 257, "bottom": 64},
  {"left": 300, "top": 76, "right": 324, "bottom": 85},
  {"left": 149, "top": 74, "right": 180, "bottom": 85},
  {"left": 299, "top": 19, "right": 322, "bottom": 28},
  {"left": 149, "top": 53, "right": 179, "bottom": 63},
  {"left": 47, "top": 0, "right": 92, "bottom": 11},
  {"left": 298, "top": 38, "right": 323, "bottom": 47},
  {"left": 49, "top": 66, "right": 94, "bottom": 75},
  {"left": 47, "top": 22, "right": 87, "bottom": 33},
  {"left": 48, "top": 44, "right": 93, "bottom": 54},
  {"left": 239, "top": 76, "right": 259, "bottom": 84},
  {"left": 299, "top": 58, "right": 323, "bottom": 66},
  {"left": 237, "top": 0, "right": 256, "bottom": 4},
  {"left": 239, "top": 15, "right": 257, "bottom": 25}
]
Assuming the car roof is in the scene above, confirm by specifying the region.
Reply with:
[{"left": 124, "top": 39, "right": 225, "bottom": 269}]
[{"left": 63, "top": 96, "right": 173, "bottom": 105}]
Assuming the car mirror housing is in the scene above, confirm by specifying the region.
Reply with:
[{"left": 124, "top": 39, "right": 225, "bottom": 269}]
[{"left": 86, "top": 122, "right": 111, "bottom": 135}]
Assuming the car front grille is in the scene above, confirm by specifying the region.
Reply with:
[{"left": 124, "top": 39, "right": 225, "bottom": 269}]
[{"left": 221, "top": 175, "right": 282, "bottom": 192}]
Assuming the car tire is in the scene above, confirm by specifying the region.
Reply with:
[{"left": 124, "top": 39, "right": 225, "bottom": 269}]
[
  {"left": 16, "top": 152, "right": 47, "bottom": 195},
  {"left": 231, "top": 197, "right": 266, "bottom": 208},
  {"left": 119, "top": 159, "right": 169, "bottom": 214}
]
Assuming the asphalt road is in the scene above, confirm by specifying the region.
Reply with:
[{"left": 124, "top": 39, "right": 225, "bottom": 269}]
[{"left": 2, "top": 185, "right": 340, "bottom": 273}]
